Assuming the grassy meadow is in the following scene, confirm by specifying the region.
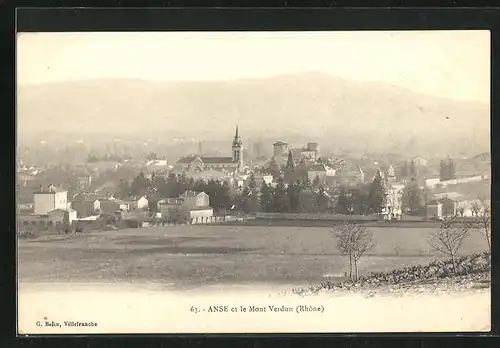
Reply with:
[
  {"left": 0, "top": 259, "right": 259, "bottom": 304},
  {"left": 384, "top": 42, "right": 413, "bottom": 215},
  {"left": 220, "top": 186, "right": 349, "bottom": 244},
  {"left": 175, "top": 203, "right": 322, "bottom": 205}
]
[{"left": 18, "top": 224, "right": 489, "bottom": 288}]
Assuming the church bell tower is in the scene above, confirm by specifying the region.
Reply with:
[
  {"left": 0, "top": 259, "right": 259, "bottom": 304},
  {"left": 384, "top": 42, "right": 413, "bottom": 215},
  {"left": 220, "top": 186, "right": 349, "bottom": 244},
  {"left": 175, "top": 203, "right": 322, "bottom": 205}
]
[{"left": 232, "top": 125, "right": 243, "bottom": 171}]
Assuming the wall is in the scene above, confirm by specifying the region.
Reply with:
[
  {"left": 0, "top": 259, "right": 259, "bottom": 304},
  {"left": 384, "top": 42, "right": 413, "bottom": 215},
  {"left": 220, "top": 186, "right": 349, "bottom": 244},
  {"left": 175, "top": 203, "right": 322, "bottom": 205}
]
[
  {"left": 308, "top": 171, "right": 326, "bottom": 184},
  {"left": 71, "top": 201, "right": 98, "bottom": 218},
  {"left": 137, "top": 197, "right": 148, "bottom": 210},
  {"left": 255, "top": 212, "right": 379, "bottom": 221},
  {"left": 426, "top": 204, "right": 442, "bottom": 219},
  {"left": 54, "top": 191, "right": 68, "bottom": 210},
  {"left": 34, "top": 193, "right": 55, "bottom": 215},
  {"left": 100, "top": 200, "right": 120, "bottom": 214},
  {"left": 189, "top": 208, "right": 214, "bottom": 219},
  {"left": 196, "top": 193, "right": 210, "bottom": 207}
]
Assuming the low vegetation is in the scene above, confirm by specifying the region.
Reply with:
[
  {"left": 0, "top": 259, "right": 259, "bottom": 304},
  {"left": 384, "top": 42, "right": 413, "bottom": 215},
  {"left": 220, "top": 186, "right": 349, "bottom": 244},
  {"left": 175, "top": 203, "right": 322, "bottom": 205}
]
[{"left": 294, "top": 252, "right": 491, "bottom": 295}]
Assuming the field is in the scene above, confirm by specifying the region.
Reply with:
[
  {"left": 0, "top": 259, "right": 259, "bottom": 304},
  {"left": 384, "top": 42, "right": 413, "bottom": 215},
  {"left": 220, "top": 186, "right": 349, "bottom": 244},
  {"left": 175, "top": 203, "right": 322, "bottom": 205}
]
[{"left": 18, "top": 224, "right": 489, "bottom": 289}]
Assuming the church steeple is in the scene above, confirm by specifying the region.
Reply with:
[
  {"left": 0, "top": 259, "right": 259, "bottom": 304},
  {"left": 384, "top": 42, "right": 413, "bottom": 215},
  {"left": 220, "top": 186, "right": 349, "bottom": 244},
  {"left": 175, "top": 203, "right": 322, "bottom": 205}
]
[
  {"left": 232, "top": 125, "right": 243, "bottom": 171},
  {"left": 232, "top": 125, "right": 242, "bottom": 147}
]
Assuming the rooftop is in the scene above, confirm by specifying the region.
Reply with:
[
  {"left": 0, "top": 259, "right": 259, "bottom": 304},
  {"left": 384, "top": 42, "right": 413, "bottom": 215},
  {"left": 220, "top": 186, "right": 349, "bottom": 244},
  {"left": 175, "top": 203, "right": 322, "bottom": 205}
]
[
  {"left": 34, "top": 185, "right": 67, "bottom": 194},
  {"left": 177, "top": 156, "right": 236, "bottom": 164}
]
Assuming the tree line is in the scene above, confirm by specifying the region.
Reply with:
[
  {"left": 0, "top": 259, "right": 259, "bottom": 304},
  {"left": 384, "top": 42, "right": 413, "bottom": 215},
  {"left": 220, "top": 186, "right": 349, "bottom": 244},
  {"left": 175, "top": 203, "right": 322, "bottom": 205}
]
[{"left": 120, "top": 168, "right": 392, "bottom": 216}]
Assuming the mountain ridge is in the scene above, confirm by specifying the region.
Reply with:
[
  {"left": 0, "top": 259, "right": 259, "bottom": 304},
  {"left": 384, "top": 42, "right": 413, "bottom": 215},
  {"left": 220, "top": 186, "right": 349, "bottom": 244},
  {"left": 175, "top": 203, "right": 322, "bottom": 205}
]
[{"left": 17, "top": 72, "right": 490, "bottom": 156}]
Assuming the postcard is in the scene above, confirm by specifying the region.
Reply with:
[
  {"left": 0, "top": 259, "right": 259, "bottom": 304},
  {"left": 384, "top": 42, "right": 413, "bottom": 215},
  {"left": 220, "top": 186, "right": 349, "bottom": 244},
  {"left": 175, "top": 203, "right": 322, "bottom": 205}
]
[{"left": 16, "top": 30, "right": 491, "bottom": 334}]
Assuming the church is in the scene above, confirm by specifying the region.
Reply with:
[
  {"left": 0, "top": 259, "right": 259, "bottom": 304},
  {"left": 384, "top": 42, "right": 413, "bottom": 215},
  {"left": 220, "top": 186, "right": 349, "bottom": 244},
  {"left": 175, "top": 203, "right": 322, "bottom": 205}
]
[{"left": 176, "top": 126, "right": 244, "bottom": 173}]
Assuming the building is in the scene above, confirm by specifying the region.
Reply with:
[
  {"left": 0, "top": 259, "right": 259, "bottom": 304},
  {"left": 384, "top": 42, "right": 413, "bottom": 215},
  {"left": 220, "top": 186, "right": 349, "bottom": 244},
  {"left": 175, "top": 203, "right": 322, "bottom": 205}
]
[
  {"left": 136, "top": 196, "right": 149, "bottom": 210},
  {"left": 307, "top": 164, "right": 336, "bottom": 185},
  {"left": 98, "top": 199, "right": 122, "bottom": 215},
  {"left": 412, "top": 157, "right": 428, "bottom": 167},
  {"left": 48, "top": 208, "right": 77, "bottom": 225},
  {"left": 176, "top": 126, "right": 243, "bottom": 173},
  {"left": 426, "top": 200, "right": 443, "bottom": 219},
  {"left": 159, "top": 191, "right": 213, "bottom": 221},
  {"left": 387, "top": 164, "right": 396, "bottom": 182},
  {"left": 76, "top": 175, "right": 92, "bottom": 191},
  {"left": 383, "top": 183, "right": 405, "bottom": 220},
  {"left": 33, "top": 184, "right": 68, "bottom": 215},
  {"left": 71, "top": 198, "right": 101, "bottom": 218},
  {"left": 335, "top": 167, "right": 365, "bottom": 187},
  {"left": 273, "top": 141, "right": 289, "bottom": 157}
]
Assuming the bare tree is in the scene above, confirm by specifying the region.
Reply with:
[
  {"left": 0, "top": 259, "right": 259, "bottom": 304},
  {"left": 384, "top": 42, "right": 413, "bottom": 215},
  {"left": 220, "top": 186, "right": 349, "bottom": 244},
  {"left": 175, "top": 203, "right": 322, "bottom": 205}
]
[
  {"left": 428, "top": 214, "right": 471, "bottom": 273},
  {"left": 475, "top": 197, "right": 491, "bottom": 252},
  {"left": 333, "top": 221, "right": 375, "bottom": 281}
]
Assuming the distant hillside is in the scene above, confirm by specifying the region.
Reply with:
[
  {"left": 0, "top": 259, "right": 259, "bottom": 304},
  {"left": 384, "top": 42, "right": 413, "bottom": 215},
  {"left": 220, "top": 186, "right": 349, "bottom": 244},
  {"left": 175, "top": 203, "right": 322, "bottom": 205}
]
[
  {"left": 17, "top": 72, "right": 490, "bottom": 157},
  {"left": 473, "top": 152, "right": 491, "bottom": 161}
]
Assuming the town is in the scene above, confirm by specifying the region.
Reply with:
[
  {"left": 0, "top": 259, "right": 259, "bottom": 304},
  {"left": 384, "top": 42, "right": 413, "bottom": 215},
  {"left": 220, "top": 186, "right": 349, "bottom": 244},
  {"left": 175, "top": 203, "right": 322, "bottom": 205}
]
[{"left": 17, "top": 125, "right": 491, "bottom": 234}]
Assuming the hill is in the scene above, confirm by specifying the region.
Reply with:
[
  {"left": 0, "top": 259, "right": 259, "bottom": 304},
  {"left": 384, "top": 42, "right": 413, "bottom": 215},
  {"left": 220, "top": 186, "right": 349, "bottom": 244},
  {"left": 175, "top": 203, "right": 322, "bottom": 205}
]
[{"left": 17, "top": 72, "right": 490, "bottom": 157}]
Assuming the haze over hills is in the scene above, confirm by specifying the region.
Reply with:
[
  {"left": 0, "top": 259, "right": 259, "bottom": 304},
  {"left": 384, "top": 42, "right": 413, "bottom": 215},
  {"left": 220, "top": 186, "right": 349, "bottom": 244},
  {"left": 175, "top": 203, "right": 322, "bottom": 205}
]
[{"left": 17, "top": 72, "right": 490, "bottom": 157}]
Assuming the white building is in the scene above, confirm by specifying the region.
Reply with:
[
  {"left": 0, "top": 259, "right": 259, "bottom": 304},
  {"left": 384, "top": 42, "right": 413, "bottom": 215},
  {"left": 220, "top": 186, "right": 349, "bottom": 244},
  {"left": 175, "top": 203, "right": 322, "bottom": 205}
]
[{"left": 33, "top": 185, "right": 68, "bottom": 215}]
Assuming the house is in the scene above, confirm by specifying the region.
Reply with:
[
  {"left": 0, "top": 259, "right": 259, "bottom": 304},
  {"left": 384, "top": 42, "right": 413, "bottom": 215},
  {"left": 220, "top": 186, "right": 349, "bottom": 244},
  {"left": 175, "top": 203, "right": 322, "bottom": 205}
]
[
  {"left": 110, "top": 199, "right": 131, "bottom": 211},
  {"left": 425, "top": 178, "right": 441, "bottom": 188},
  {"left": 306, "top": 164, "right": 335, "bottom": 185},
  {"left": 71, "top": 199, "right": 101, "bottom": 218},
  {"left": 98, "top": 199, "right": 121, "bottom": 215},
  {"left": 254, "top": 175, "right": 273, "bottom": 187},
  {"left": 136, "top": 196, "right": 149, "bottom": 210},
  {"left": 383, "top": 183, "right": 405, "bottom": 220},
  {"left": 160, "top": 191, "right": 213, "bottom": 221},
  {"left": 33, "top": 184, "right": 68, "bottom": 215},
  {"left": 412, "top": 157, "right": 428, "bottom": 167},
  {"left": 426, "top": 200, "right": 443, "bottom": 219},
  {"left": 273, "top": 141, "right": 289, "bottom": 157},
  {"left": 335, "top": 166, "right": 365, "bottom": 187},
  {"left": 48, "top": 208, "right": 77, "bottom": 224},
  {"left": 18, "top": 202, "right": 33, "bottom": 214},
  {"left": 76, "top": 175, "right": 92, "bottom": 191},
  {"left": 179, "top": 190, "right": 210, "bottom": 209}
]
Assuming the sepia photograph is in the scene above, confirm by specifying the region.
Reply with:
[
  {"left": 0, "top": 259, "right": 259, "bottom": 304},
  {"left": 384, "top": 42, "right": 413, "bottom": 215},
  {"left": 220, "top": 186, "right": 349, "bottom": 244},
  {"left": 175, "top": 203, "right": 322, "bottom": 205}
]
[{"left": 16, "top": 30, "right": 491, "bottom": 334}]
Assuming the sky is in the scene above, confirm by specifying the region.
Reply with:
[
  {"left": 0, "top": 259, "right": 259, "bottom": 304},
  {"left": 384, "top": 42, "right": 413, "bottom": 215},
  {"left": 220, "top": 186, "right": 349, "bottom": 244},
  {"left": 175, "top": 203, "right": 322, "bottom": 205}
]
[{"left": 17, "top": 30, "right": 490, "bottom": 103}]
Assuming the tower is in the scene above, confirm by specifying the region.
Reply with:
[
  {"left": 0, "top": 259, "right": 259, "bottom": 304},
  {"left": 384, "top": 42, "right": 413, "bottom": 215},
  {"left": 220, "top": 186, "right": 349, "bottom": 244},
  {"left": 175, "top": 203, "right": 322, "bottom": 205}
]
[{"left": 232, "top": 125, "right": 243, "bottom": 171}]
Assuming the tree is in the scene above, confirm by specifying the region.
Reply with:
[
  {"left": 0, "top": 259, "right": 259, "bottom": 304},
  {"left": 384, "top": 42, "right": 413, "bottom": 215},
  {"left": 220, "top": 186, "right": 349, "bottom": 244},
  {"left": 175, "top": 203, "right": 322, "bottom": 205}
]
[
  {"left": 312, "top": 174, "right": 321, "bottom": 189},
  {"left": 245, "top": 173, "right": 259, "bottom": 213},
  {"left": 447, "top": 158, "right": 456, "bottom": 180},
  {"left": 154, "top": 175, "right": 169, "bottom": 198},
  {"left": 267, "top": 157, "right": 282, "bottom": 180},
  {"left": 284, "top": 150, "right": 296, "bottom": 184},
  {"left": 314, "top": 186, "right": 329, "bottom": 213},
  {"left": 402, "top": 178, "right": 423, "bottom": 216},
  {"left": 259, "top": 182, "right": 274, "bottom": 213},
  {"left": 409, "top": 160, "right": 417, "bottom": 178},
  {"left": 428, "top": 215, "right": 471, "bottom": 273},
  {"left": 439, "top": 160, "right": 448, "bottom": 181},
  {"left": 130, "top": 171, "right": 148, "bottom": 196},
  {"left": 236, "top": 186, "right": 252, "bottom": 213},
  {"left": 146, "top": 152, "right": 158, "bottom": 161},
  {"left": 287, "top": 181, "right": 302, "bottom": 213},
  {"left": 333, "top": 221, "right": 375, "bottom": 281},
  {"left": 148, "top": 197, "right": 159, "bottom": 214},
  {"left": 118, "top": 179, "right": 130, "bottom": 198},
  {"left": 440, "top": 158, "right": 456, "bottom": 181},
  {"left": 474, "top": 199, "right": 491, "bottom": 252},
  {"left": 273, "top": 177, "right": 290, "bottom": 213},
  {"left": 335, "top": 186, "right": 351, "bottom": 215},
  {"left": 368, "top": 171, "right": 387, "bottom": 215},
  {"left": 400, "top": 161, "right": 409, "bottom": 178}
]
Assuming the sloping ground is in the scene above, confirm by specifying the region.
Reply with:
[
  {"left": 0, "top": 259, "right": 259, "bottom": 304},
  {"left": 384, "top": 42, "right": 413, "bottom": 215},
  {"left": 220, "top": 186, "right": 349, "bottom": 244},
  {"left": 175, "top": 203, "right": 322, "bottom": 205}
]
[{"left": 293, "top": 252, "right": 491, "bottom": 296}]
